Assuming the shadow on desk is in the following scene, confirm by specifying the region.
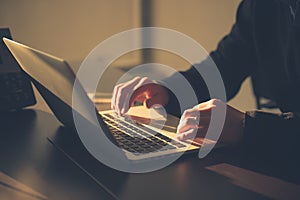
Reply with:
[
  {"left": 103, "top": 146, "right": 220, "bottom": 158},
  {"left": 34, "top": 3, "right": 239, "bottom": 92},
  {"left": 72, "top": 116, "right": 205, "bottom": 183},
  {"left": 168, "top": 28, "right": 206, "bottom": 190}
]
[{"left": 0, "top": 109, "right": 37, "bottom": 130}]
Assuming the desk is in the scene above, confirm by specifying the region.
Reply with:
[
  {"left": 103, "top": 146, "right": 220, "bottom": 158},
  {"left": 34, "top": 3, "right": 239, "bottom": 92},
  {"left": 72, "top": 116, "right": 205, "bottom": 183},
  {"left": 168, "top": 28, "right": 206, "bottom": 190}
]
[
  {"left": 1, "top": 109, "right": 300, "bottom": 200},
  {"left": 0, "top": 110, "right": 114, "bottom": 200}
]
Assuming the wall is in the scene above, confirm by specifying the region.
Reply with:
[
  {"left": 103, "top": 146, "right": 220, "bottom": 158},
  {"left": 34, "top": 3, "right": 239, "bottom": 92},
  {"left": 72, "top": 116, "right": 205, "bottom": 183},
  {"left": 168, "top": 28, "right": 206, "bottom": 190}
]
[
  {"left": 0, "top": 0, "right": 256, "bottom": 111},
  {"left": 0, "top": 0, "right": 140, "bottom": 69},
  {"left": 151, "top": 0, "right": 240, "bottom": 69}
]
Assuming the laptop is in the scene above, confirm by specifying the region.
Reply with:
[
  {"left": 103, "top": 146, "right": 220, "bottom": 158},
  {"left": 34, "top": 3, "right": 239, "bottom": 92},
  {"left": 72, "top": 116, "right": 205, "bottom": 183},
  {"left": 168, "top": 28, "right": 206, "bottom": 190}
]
[{"left": 3, "top": 38, "right": 214, "bottom": 162}]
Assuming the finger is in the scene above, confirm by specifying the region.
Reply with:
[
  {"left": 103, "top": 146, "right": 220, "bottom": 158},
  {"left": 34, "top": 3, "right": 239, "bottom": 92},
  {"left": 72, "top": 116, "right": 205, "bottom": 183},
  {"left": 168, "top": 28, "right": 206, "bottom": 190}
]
[
  {"left": 177, "top": 126, "right": 209, "bottom": 141},
  {"left": 111, "top": 83, "right": 124, "bottom": 110},
  {"left": 193, "top": 103, "right": 215, "bottom": 116},
  {"left": 193, "top": 100, "right": 215, "bottom": 109},
  {"left": 116, "top": 77, "right": 143, "bottom": 114},
  {"left": 177, "top": 117, "right": 199, "bottom": 133},
  {"left": 122, "top": 93, "right": 146, "bottom": 114},
  {"left": 121, "top": 77, "right": 159, "bottom": 114},
  {"left": 128, "top": 78, "right": 153, "bottom": 106},
  {"left": 115, "top": 77, "right": 141, "bottom": 114},
  {"left": 181, "top": 108, "right": 199, "bottom": 121},
  {"left": 195, "top": 98, "right": 222, "bottom": 107},
  {"left": 176, "top": 128, "right": 197, "bottom": 141},
  {"left": 144, "top": 87, "right": 169, "bottom": 108},
  {"left": 177, "top": 115, "right": 210, "bottom": 135},
  {"left": 132, "top": 77, "right": 152, "bottom": 91}
]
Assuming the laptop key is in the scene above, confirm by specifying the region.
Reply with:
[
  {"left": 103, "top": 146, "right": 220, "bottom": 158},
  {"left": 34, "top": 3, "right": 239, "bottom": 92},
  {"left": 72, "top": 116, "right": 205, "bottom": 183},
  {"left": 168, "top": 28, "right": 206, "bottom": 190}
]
[{"left": 103, "top": 113, "right": 187, "bottom": 154}]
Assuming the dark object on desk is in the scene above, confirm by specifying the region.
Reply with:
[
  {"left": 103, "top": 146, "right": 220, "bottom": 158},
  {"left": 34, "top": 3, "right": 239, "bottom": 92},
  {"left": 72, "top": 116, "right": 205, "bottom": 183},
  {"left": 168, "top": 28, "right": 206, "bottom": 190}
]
[{"left": 0, "top": 28, "right": 36, "bottom": 111}]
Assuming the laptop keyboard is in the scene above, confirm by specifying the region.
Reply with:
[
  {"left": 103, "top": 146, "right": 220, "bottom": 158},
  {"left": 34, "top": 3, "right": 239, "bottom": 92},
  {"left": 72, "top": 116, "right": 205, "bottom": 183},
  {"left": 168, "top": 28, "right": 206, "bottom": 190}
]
[{"left": 101, "top": 113, "right": 186, "bottom": 155}]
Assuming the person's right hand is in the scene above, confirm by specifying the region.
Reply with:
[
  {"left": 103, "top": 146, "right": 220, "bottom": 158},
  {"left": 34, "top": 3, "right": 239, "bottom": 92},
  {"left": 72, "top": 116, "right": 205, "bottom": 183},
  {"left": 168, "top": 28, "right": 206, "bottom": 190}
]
[{"left": 111, "top": 77, "right": 170, "bottom": 115}]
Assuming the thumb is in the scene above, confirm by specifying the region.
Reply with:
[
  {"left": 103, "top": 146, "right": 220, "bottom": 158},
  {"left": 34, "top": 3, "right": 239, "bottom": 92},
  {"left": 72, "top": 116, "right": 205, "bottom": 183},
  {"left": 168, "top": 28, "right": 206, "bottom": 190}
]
[{"left": 144, "top": 93, "right": 169, "bottom": 108}]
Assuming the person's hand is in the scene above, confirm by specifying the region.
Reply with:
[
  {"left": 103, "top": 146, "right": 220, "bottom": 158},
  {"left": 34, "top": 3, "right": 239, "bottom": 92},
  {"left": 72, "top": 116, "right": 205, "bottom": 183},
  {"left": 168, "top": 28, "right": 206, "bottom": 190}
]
[
  {"left": 111, "top": 77, "right": 169, "bottom": 115},
  {"left": 176, "top": 99, "right": 245, "bottom": 145}
]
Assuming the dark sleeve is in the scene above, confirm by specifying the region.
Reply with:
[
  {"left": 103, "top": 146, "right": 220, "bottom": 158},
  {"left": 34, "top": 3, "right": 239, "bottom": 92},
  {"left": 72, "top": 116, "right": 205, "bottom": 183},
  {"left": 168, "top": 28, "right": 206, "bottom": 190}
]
[
  {"left": 164, "top": 0, "right": 257, "bottom": 116},
  {"left": 242, "top": 111, "right": 300, "bottom": 163}
]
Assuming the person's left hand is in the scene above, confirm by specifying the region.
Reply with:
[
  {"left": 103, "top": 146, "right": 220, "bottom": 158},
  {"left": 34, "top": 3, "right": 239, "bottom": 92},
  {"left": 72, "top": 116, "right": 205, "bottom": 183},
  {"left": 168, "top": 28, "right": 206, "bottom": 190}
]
[{"left": 176, "top": 99, "right": 245, "bottom": 145}]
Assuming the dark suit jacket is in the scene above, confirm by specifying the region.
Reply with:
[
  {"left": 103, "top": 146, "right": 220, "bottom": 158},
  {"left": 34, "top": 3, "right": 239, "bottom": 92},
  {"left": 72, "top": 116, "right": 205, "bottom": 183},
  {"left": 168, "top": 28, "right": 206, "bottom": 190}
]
[{"left": 165, "top": 0, "right": 300, "bottom": 163}]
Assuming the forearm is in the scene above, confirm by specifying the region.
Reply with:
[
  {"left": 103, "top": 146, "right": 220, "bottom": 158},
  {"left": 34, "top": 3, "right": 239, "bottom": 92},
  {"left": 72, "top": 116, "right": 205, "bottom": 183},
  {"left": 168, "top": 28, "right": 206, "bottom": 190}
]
[{"left": 163, "top": 0, "right": 256, "bottom": 115}]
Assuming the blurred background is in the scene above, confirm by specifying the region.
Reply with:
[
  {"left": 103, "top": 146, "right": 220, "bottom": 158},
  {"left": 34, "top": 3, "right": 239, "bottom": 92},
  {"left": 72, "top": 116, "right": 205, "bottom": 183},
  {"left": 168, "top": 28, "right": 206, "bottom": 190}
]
[{"left": 0, "top": 0, "right": 256, "bottom": 111}]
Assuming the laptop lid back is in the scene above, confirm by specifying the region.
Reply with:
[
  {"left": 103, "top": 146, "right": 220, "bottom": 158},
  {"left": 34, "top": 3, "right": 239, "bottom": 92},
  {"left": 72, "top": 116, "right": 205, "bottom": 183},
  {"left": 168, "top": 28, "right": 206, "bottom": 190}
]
[{"left": 3, "top": 38, "right": 103, "bottom": 129}]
